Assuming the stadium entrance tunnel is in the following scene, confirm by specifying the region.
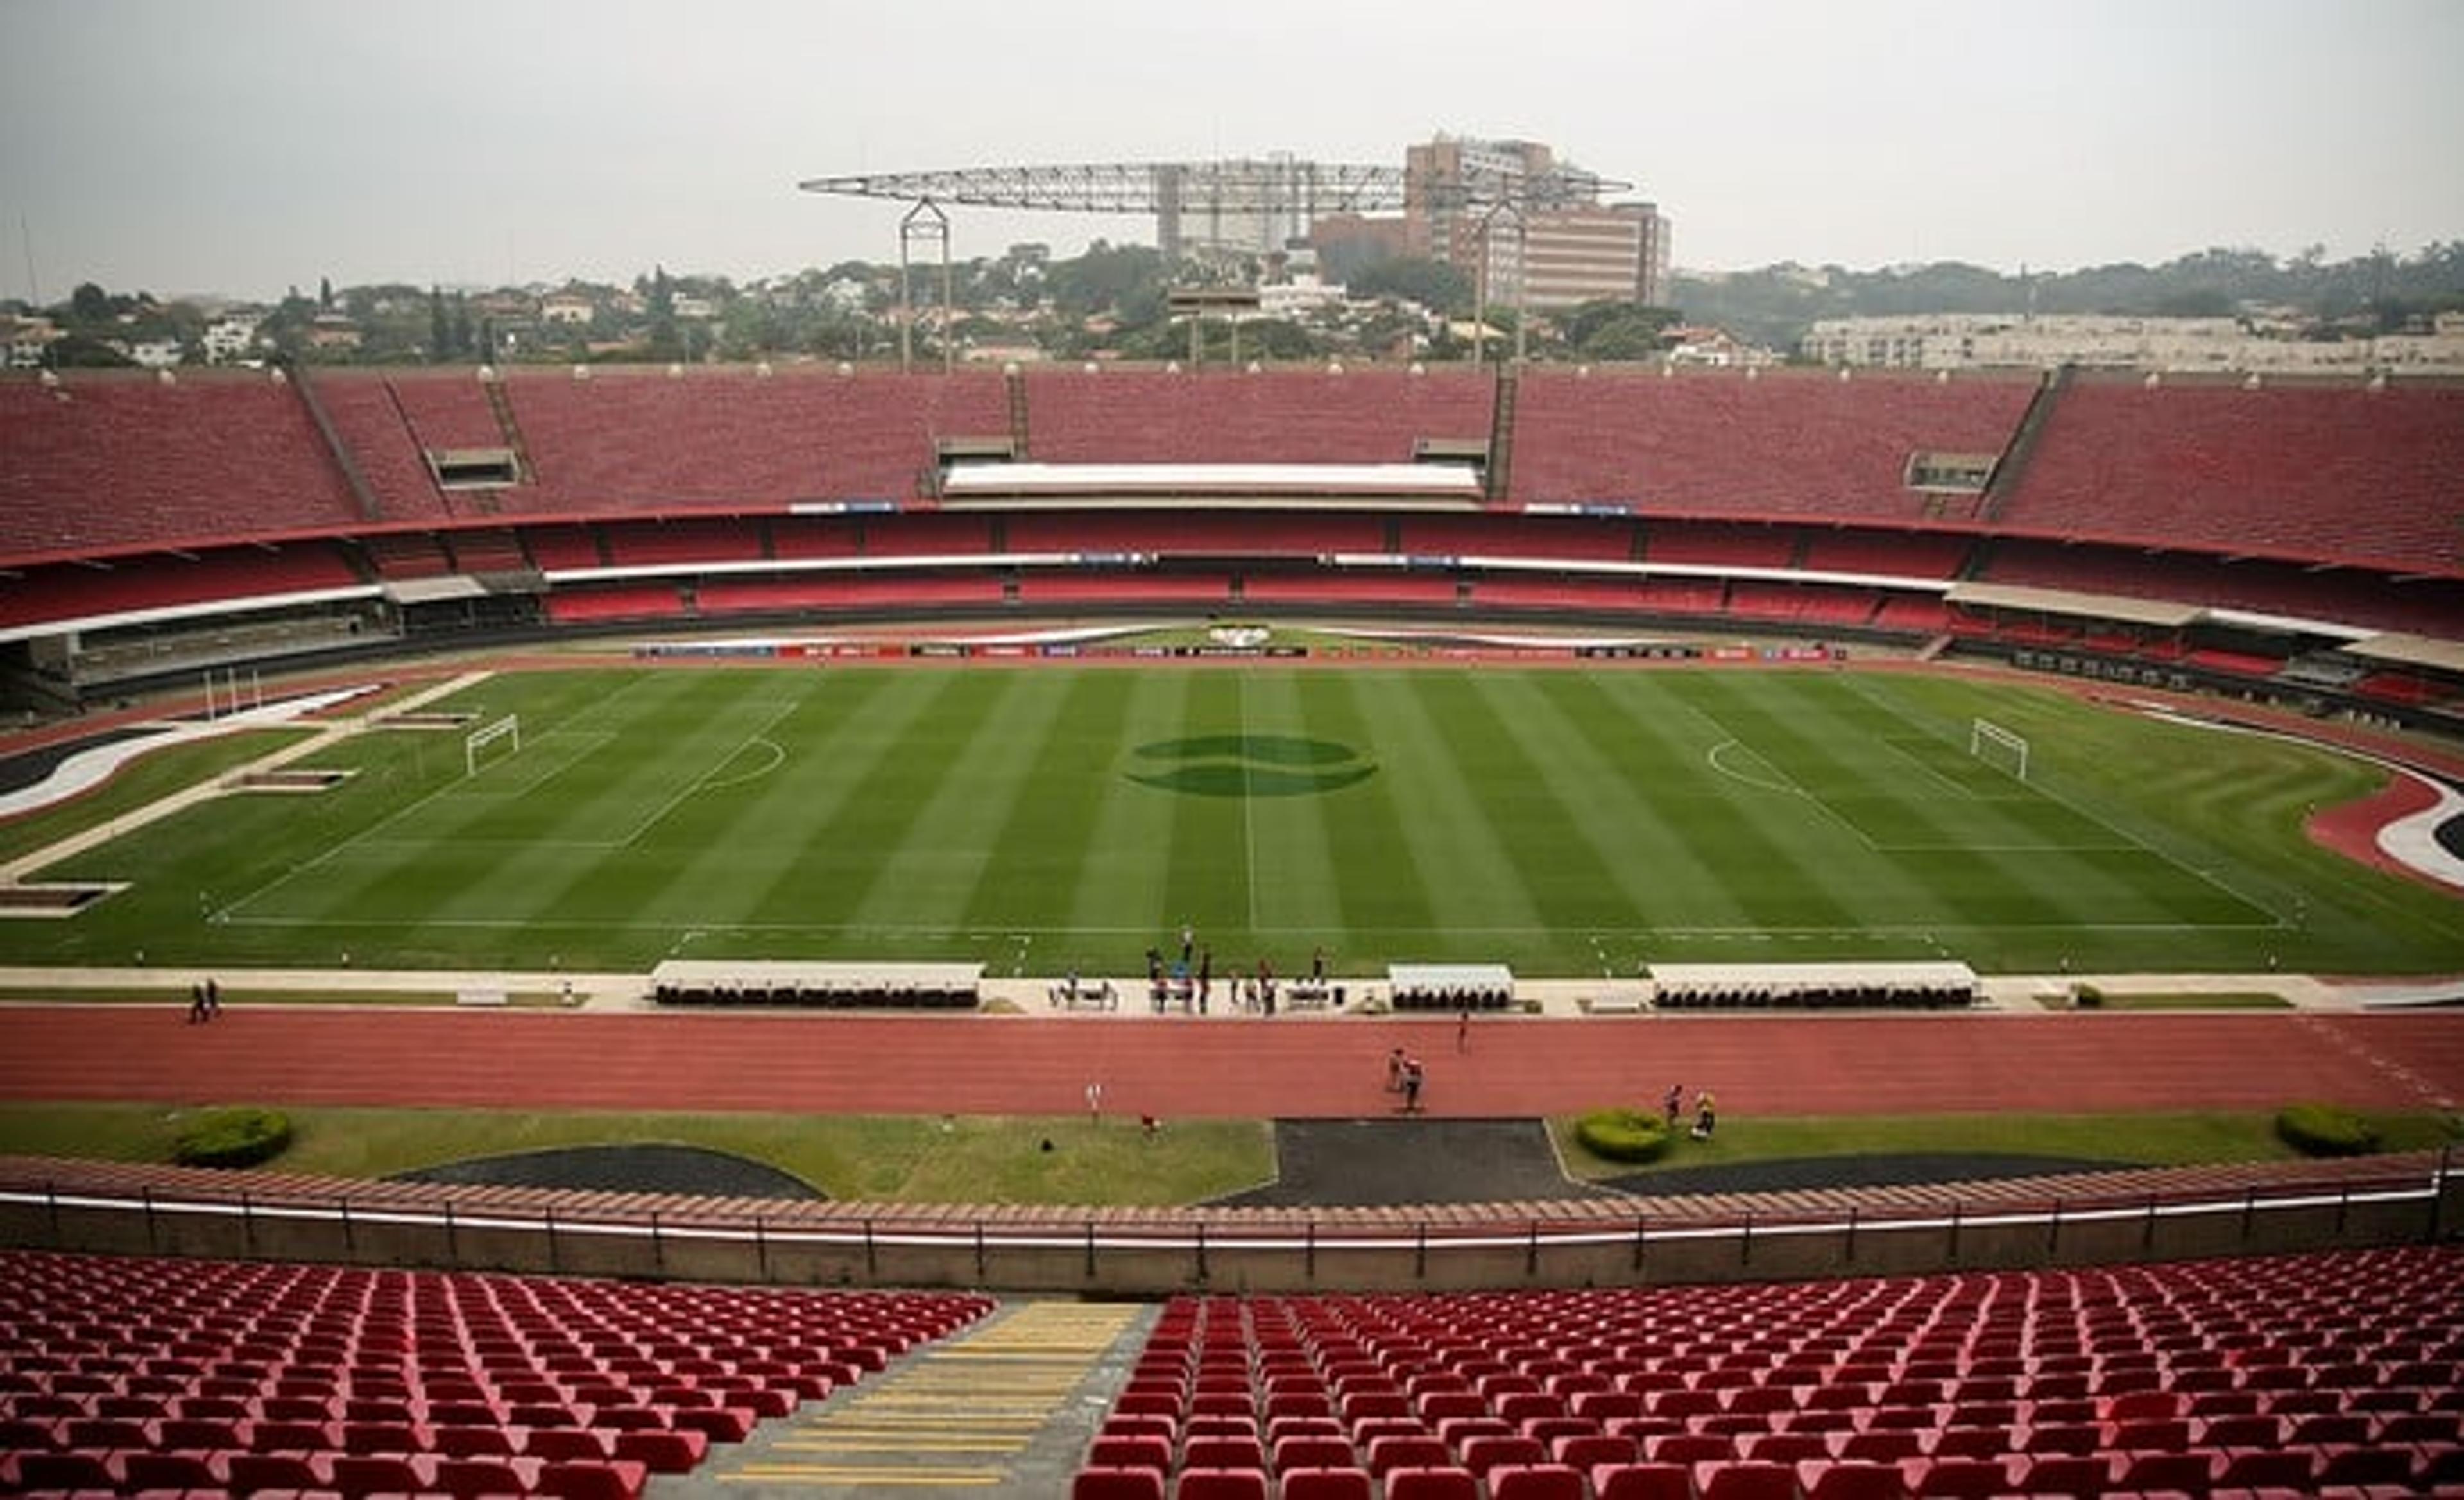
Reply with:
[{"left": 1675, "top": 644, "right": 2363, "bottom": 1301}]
[{"left": 1125, "top": 734, "right": 1376, "bottom": 798}]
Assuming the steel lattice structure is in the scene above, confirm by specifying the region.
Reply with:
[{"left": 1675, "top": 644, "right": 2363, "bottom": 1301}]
[
  {"left": 801, "top": 157, "right": 1639, "bottom": 372},
  {"left": 796, "top": 159, "right": 1632, "bottom": 217}
]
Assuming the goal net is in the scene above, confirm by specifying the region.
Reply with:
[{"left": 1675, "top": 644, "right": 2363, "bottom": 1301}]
[
  {"left": 1969, "top": 718, "right": 2030, "bottom": 781},
  {"left": 465, "top": 714, "right": 521, "bottom": 777}
]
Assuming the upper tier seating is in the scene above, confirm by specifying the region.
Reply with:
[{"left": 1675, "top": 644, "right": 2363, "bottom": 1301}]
[
  {"left": 0, "top": 374, "right": 363, "bottom": 561},
  {"left": 1995, "top": 377, "right": 2464, "bottom": 574},
  {"left": 1508, "top": 370, "right": 2037, "bottom": 522},
  {"left": 0, "top": 1250, "right": 991, "bottom": 1499},
  {"left": 1075, "top": 1246, "right": 2464, "bottom": 1500},
  {"left": 1023, "top": 368, "right": 1491, "bottom": 464},
  {"left": 311, "top": 376, "right": 454, "bottom": 524},
  {"left": 484, "top": 368, "right": 1009, "bottom": 513}
]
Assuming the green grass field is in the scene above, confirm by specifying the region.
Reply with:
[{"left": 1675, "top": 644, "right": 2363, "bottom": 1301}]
[{"left": 4, "top": 662, "right": 2459, "bottom": 976}]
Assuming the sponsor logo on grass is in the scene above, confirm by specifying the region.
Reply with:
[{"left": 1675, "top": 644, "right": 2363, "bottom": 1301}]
[{"left": 1127, "top": 734, "right": 1377, "bottom": 798}]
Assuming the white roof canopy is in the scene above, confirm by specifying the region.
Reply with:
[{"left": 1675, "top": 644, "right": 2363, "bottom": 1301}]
[{"left": 941, "top": 461, "right": 1485, "bottom": 502}]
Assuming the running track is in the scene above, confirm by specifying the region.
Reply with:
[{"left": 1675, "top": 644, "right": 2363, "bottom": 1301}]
[{"left": 2, "top": 1007, "right": 2460, "bottom": 1122}]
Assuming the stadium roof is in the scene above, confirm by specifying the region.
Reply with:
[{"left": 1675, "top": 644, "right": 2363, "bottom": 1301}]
[
  {"left": 2344, "top": 633, "right": 2464, "bottom": 675},
  {"left": 939, "top": 462, "right": 1485, "bottom": 503},
  {"left": 1949, "top": 582, "right": 2202, "bottom": 628}
]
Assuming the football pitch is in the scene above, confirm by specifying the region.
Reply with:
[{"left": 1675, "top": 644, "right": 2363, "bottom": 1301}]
[{"left": 7, "top": 662, "right": 2461, "bottom": 977}]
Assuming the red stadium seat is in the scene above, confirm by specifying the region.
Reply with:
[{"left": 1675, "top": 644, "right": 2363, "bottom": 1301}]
[{"left": 1073, "top": 1466, "right": 1168, "bottom": 1500}]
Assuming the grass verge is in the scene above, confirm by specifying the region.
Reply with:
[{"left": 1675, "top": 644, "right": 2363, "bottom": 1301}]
[
  {"left": 1548, "top": 1109, "right": 2464, "bottom": 1184},
  {"left": 0, "top": 1103, "right": 1273, "bottom": 1207},
  {"left": 5, "top": 1103, "right": 2454, "bottom": 1207},
  {"left": 2082, "top": 992, "right": 2294, "bottom": 1011}
]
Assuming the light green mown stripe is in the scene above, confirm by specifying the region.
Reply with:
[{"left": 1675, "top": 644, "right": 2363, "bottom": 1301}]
[
  {"left": 1529, "top": 672, "right": 1749, "bottom": 940},
  {"left": 1448, "top": 673, "right": 1646, "bottom": 931},
  {"left": 1307, "top": 671, "right": 1438, "bottom": 944},
  {"left": 963, "top": 671, "right": 1138, "bottom": 940},
  {"left": 1350, "top": 672, "right": 1543, "bottom": 940},
  {"left": 635, "top": 674, "right": 893, "bottom": 940},
  {"left": 848, "top": 672, "right": 1070, "bottom": 935},
  {"left": 1581, "top": 671, "right": 1813, "bottom": 931},
  {"left": 792, "top": 672, "right": 986, "bottom": 934},
  {"left": 1050, "top": 673, "right": 1191, "bottom": 958},
  {"left": 1151, "top": 672, "right": 1253, "bottom": 947},
  {"left": 1500, "top": 672, "right": 1727, "bottom": 944},
  {"left": 1241, "top": 669, "right": 1349, "bottom": 948}
]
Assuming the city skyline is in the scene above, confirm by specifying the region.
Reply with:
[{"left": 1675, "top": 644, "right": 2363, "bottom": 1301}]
[{"left": 3, "top": 0, "right": 2460, "bottom": 304}]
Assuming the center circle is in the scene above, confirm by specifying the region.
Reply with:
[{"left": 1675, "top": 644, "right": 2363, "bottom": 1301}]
[{"left": 1125, "top": 734, "right": 1378, "bottom": 798}]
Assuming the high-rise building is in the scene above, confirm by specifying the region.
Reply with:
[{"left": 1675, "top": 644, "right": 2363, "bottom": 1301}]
[
  {"left": 1521, "top": 202, "right": 1672, "bottom": 309},
  {"left": 1401, "top": 134, "right": 1671, "bottom": 310}
]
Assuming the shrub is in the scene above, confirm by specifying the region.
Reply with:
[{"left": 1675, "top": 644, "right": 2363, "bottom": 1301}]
[
  {"left": 2071, "top": 983, "right": 2103, "bottom": 1009},
  {"left": 172, "top": 1107, "right": 293, "bottom": 1169},
  {"left": 2275, "top": 1102, "right": 2378, "bottom": 1157},
  {"left": 1575, "top": 1108, "right": 1673, "bottom": 1164}
]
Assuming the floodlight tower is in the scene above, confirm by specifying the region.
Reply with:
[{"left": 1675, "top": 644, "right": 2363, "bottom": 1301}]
[
  {"left": 1471, "top": 199, "right": 1530, "bottom": 368},
  {"left": 899, "top": 199, "right": 954, "bottom": 376}
]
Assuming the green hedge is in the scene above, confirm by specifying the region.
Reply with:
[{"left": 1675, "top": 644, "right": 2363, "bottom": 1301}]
[
  {"left": 172, "top": 1107, "right": 293, "bottom": 1169},
  {"left": 2275, "top": 1102, "right": 2378, "bottom": 1157},
  {"left": 1575, "top": 1108, "right": 1673, "bottom": 1164}
]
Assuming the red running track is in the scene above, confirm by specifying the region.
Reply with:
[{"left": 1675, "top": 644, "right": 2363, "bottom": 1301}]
[{"left": 1, "top": 1007, "right": 2460, "bottom": 1122}]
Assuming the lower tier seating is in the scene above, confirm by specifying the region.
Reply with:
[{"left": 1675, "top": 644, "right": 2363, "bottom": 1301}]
[
  {"left": 0, "top": 1251, "right": 993, "bottom": 1499},
  {"left": 1074, "top": 1246, "right": 2464, "bottom": 1499}
]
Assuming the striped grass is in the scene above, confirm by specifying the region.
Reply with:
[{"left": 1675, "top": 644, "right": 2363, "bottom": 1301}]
[{"left": 1, "top": 666, "right": 2456, "bottom": 977}]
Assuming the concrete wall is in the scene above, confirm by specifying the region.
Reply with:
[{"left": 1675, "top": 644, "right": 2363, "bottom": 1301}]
[{"left": 3, "top": 1174, "right": 2452, "bottom": 1293}]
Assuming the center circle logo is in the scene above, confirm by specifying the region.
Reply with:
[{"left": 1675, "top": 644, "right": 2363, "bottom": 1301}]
[{"left": 1127, "top": 734, "right": 1378, "bottom": 798}]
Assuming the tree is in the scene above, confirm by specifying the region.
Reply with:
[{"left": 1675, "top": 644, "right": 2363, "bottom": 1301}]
[
  {"left": 318, "top": 277, "right": 334, "bottom": 310},
  {"left": 1562, "top": 300, "right": 1684, "bottom": 361},
  {"left": 1348, "top": 257, "right": 1471, "bottom": 315},
  {"left": 69, "top": 281, "right": 112, "bottom": 325},
  {"left": 429, "top": 287, "right": 450, "bottom": 363}
]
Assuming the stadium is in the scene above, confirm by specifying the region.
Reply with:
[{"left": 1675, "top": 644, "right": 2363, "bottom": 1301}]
[{"left": 4, "top": 352, "right": 2464, "bottom": 1498}]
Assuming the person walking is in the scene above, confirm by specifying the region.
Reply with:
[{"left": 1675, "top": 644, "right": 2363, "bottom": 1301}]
[
  {"left": 1400, "top": 1058, "right": 1425, "bottom": 1114},
  {"left": 1691, "top": 1089, "right": 1717, "bottom": 1140},
  {"left": 1663, "top": 1083, "right": 1684, "bottom": 1130}
]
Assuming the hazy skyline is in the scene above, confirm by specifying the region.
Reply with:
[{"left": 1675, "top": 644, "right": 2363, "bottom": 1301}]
[{"left": 3, "top": 0, "right": 2459, "bottom": 303}]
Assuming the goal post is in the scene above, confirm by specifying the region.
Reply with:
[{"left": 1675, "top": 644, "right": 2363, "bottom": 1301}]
[
  {"left": 1969, "top": 718, "right": 2030, "bottom": 781},
  {"left": 465, "top": 714, "right": 521, "bottom": 777}
]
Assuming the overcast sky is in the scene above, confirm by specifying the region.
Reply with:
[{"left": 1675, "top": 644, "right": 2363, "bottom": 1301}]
[{"left": 3, "top": 0, "right": 2458, "bottom": 302}]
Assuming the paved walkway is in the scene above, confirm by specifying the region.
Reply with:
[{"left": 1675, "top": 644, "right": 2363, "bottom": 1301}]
[
  {"left": 705, "top": 1302, "right": 1154, "bottom": 1499},
  {"left": 0, "top": 962, "right": 2399, "bottom": 1017}
]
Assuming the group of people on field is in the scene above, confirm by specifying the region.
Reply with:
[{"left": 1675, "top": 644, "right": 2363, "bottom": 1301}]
[{"left": 1665, "top": 1082, "right": 1716, "bottom": 1139}]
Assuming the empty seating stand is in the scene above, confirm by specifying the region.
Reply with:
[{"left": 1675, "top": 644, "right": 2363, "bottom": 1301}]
[
  {"left": 1073, "top": 1246, "right": 2464, "bottom": 1498},
  {"left": 0, "top": 1250, "right": 993, "bottom": 1500}
]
